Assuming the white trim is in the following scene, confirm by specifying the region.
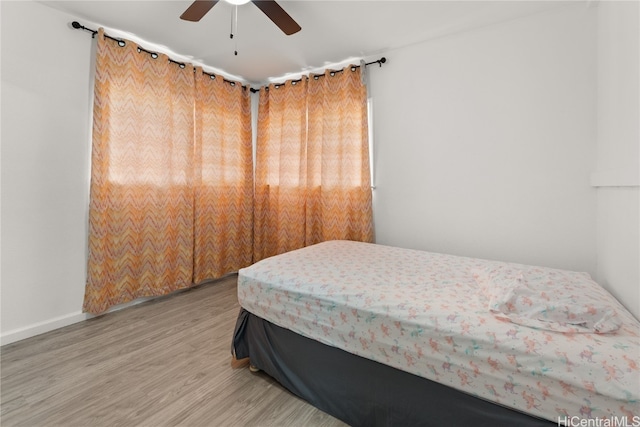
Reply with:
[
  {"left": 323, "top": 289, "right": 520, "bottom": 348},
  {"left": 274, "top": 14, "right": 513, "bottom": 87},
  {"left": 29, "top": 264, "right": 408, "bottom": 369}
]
[
  {"left": 0, "top": 277, "right": 232, "bottom": 346},
  {"left": 0, "top": 296, "right": 152, "bottom": 346},
  {"left": 590, "top": 169, "right": 640, "bottom": 187},
  {"left": 1, "top": 311, "right": 92, "bottom": 346}
]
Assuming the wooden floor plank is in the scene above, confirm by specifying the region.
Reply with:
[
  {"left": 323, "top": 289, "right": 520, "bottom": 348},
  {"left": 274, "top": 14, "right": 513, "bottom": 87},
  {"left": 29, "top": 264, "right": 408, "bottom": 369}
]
[{"left": 0, "top": 275, "right": 347, "bottom": 427}]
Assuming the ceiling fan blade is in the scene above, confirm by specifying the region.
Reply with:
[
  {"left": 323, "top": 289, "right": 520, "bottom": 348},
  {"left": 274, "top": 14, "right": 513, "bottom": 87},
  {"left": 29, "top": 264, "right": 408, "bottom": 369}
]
[
  {"left": 252, "top": 0, "right": 301, "bottom": 35},
  {"left": 180, "top": 0, "right": 219, "bottom": 22}
]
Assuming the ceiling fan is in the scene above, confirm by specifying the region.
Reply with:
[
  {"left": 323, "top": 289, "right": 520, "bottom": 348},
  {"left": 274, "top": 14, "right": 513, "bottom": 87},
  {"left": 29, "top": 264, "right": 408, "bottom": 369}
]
[{"left": 180, "top": 0, "right": 301, "bottom": 35}]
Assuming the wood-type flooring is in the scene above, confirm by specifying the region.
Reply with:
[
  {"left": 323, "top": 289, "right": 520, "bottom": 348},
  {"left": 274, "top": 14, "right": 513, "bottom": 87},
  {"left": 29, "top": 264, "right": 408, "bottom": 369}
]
[{"left": 1, "top": 275, "right": 346, "bottom": 427}]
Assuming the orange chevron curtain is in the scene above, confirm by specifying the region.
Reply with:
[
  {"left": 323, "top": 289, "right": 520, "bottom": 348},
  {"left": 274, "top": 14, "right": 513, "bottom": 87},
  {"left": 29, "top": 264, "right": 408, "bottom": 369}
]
[
  {"left": 306, "top": 67, "right": 373, "bottom": 246},
  {"left": 84, "top": 30, "right": 253, "bottom": 314},
  {"left": 193, "top": 68, "right": 253, "bottom": 283},
  {"left": 254, "top": 78, "right": 309, "bottom": 261},
  {"left": 254, "top": 66, "right": 373, "bottom": 261}
]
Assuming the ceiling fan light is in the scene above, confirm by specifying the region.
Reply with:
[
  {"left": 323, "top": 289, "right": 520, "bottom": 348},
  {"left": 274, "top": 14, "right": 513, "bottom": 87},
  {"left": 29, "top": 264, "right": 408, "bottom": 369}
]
[{"left": 225, "top": 0, "right": 251, "bottom": 5}]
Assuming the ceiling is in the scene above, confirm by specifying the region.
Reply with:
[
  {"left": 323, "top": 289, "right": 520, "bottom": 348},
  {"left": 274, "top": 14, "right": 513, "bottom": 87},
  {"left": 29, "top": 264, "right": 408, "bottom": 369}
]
[{"left": 42, "top": 0, "right": 573, "bottom": 85}]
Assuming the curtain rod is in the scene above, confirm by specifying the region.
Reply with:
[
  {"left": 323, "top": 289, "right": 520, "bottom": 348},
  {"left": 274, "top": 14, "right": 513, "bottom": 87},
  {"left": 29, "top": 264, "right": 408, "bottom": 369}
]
[
  {"left": 255, "top": 58, "right": 386, "bottom": 93},
  {"left": 71, "top": 21, "right": 249, "bottom": 91},
  {"left": 70, "top": 21, "right": 386, "bottom": 94}
]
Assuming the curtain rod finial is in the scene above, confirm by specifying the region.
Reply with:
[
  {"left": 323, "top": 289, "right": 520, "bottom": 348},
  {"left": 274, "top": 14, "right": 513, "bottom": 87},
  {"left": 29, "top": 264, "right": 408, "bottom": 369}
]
[{"left": 71, "top": 21, "right": 98, "bottom": 38}]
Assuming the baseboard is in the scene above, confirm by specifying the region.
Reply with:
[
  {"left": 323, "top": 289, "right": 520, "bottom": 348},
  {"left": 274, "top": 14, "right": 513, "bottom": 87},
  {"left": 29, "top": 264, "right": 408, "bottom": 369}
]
[
  {"left": 590, "top": 168, "right": 639, "bottom": 187},
  {"left": 0, "top": 311, "right": 93, "bottom": 346},
  {"left": 0, "top": 297, "right": 154, "bottom": 346},
  {"left": 0, "top": 275, "right": 235, "bottom": 347}
]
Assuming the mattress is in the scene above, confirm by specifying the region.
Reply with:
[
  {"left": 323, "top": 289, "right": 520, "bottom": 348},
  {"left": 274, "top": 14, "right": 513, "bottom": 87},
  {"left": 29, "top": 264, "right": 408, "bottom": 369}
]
[{"left": 237, "top": 240, "right": 640, "bottom": 423}]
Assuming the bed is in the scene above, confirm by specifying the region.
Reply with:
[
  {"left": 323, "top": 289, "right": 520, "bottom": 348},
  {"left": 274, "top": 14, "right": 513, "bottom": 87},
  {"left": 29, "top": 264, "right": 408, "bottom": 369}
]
[{"left": 231, "top": 240, "right": 640, "bottom": 426}]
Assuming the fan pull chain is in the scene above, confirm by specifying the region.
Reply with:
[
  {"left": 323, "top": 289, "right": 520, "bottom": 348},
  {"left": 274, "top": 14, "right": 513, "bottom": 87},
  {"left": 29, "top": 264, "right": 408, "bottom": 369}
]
[{"left": 230, "top": 6, "right": 238, "bottom": 56}]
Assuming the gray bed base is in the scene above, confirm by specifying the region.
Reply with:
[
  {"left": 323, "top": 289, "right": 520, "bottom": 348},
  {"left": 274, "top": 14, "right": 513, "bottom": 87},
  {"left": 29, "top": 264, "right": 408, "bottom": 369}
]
[{"left": 232, "top": 308, "right": 553, "bottom": 426}]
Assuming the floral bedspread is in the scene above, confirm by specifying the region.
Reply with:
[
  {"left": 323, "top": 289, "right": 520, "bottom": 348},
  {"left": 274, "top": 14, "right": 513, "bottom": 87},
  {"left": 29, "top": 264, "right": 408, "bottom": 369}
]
[{"left": 237, "top": 240, "right": 640, "bottom": 422}]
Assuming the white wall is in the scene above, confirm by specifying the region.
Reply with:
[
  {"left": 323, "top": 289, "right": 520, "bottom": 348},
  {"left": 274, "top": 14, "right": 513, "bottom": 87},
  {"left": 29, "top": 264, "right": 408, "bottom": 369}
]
[
  {"left": 1, "top": 0, "right": 94, "bottom": 343},
  {"left": 371, "top": 3, "right": 597, "bottom": 276},
  {"left": 370, "top": 4, "right": 598, "bottom": 277},
  {"left": 595, "top": 1, "right": 639, "bottom": 320}
]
